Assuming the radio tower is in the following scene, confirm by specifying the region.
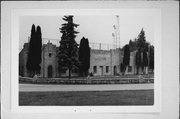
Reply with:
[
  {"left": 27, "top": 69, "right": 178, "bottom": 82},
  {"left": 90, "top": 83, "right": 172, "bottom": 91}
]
[
  {"left": 113, "top": 25, "right": 117, "bottom": 48},
  {"left": 116, "top": 15, "right": 120, "bottom": 48},
  {"left": 112, "top": 15, "right": 120, "bottom": 49}
]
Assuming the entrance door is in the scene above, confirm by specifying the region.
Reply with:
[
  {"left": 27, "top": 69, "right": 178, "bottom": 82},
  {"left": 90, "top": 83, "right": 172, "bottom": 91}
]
[
  {"left": 100, "top": 66, "right": 103, "bottom": 76},
  {"left": 48, "top": 65, "right": 53, "bottom": 78},
  {"left": 114, "top": 66, "right": 117, "bottom": 75}
]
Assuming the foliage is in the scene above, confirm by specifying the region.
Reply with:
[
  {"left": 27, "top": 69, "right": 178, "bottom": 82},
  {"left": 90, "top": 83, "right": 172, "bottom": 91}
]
[
  {"left": 26, "top": 24, "right": 42, "bottom": 77},
  {"left": 127, "top": 28, "right": 154, "bottom": 74},
  {"left": 137, "top": 28, "right": 146, "bottom": 52},
  {"left": 123, "top": 45, "right": 130, "bottom": 66},
  {"left": 35, "top": 26, "right": 42, "bottom": 73},
  {"left": 135, "top": 50, "right": 141, "bottom": 74},
  {"left": 122, "top": 45, "right": 130, "bottom": 74},
  {"left": 129, "top": 29, "right": 149, "bottom": 52},
  {"left": 79, "top": 37, "right": 90, "bottom": 77},
  {"left": 58, "top": 15, "right": 79, "bottom": 79},
  {"left": 149, "top": 45, "right": 154, "bottom": 72},
  {"left": 143, "top": 50, "right": 148, "bottom": 67},
  {"left": 129, "top": 39, "right": 138, "bottom": 52},
  {"left": 120, "top": 63, "right": 125, "bottom": 75}
]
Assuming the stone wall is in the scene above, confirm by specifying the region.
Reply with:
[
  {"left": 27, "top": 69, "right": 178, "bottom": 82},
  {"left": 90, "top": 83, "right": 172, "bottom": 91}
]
[
  {"left": 41, "top": 42, "right": 59, "bottom": 77},
  {"left": 19, "top": 43, "right": 29, "bottom": 77},
  {"left": 89, "top": 48, "right": 123, "bottom": 76},
  {"left": 19, "top": 42, "right": 148, "bottom": 78},
  {"left": 110, "top": 48, "right": 122, "bottom": 75},
  {"left": 90, "top": 49, "right": 112, "bottom": 76}
]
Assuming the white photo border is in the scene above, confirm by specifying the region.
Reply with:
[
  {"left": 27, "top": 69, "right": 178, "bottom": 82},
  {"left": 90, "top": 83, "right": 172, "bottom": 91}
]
[{"left": 11, "top": 8, "right": 161, "bottom": 113}]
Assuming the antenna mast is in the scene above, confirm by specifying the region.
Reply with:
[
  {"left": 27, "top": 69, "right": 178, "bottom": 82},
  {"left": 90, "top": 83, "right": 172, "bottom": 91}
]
[
  {"left": 112, "top": 15, "right": 120, "bottom": 49},
  {"left": 116, "top": 15, "right": 120, "bottom": 48}
]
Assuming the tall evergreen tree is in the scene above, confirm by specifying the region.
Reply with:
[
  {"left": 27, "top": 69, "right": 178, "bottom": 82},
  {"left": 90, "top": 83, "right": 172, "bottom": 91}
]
[
  {"left": 126, "top": 28, "right": 153, "bottom": 74},
  {"left": 129, "top": 39, "right": 133, "bottom": 51},
  {"left": 135, "top": 49, "right": 141, "bottom": 75},
  {"left": 58, "top": 15, "right": 79, "bottom": 79},
  {"left": 143, "top": 51, "right": 148, "bottom": 67},
  {"left": 136, "top": 28, "right": 149, "bottom": 74},
  {"left": 26, "top": 24, "right": 35, "bottom": 76},
  {"left": 79, "top": 37, "right": 90, "bottom": 77},
  {"left": 142, "top": 50, "right": 148, "bottom": 74},
  {"left": 120, "top": 63, "right": 125, "bottom": 74},
  {"left": 149, "top": 45, "right": 154, "bottom": 72},
  {"left": 35, "top": 26, "right": 42, "bottom": 74},
  {"left": 137, "top": 28, "right": 146, "bottom": 52},
  {"left": 26, "top": 24, "right": 42, "bottom": 77},
  {"left": 123, "top": 44, "right": 130, "bottom": 75}
]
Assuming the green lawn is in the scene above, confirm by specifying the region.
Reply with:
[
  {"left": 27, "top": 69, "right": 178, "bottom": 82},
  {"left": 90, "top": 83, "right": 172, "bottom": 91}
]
[{"left": 19, "top": 90, "right": 154, "bottom": 106}]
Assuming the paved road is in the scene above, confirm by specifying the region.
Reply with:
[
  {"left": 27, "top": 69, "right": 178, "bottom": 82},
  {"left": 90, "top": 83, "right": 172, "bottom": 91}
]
[{"left": 19, "top": 84, "right": 154, "bottom": 92}]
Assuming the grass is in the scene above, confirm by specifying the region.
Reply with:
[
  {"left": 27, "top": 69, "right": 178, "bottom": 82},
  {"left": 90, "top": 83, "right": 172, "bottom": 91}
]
[{"left": 19, "top": 90, "right": 154, "bottom": 106}]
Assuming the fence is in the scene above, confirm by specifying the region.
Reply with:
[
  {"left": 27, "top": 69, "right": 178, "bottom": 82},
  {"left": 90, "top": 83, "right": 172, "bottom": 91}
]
[{"left": 41, "top": 37, "right": 117, "bottom": 50}]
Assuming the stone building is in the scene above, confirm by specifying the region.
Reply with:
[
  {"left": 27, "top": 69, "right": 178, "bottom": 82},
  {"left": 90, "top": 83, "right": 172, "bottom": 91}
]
[
  {"left": 89, "top": 49, "right": 122, "bottom": 76},
  {"left": 19, "top": 41, "right": 147, "bottom": 78}
]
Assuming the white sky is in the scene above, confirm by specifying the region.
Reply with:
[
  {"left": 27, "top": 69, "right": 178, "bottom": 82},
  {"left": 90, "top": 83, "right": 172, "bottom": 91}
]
[{"left": 19, "top": 15, "right": 154, "bottom": 51}]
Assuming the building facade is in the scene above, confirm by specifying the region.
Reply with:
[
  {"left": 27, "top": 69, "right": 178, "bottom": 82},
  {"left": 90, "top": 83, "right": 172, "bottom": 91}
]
[{"left": 19, "top": 41, "right": 146, "bottom": 78}]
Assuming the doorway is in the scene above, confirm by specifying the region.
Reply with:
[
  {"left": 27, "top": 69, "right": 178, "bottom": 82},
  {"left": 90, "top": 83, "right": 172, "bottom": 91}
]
[
  {"left": 114, "top": 66, "right": 117, "bottom": 75},
  {"left": 100, "top": 66, "right": 103, "bottom": 76},
  {"left": 48, "top": 65, "right": 53, "bottom": 78}
]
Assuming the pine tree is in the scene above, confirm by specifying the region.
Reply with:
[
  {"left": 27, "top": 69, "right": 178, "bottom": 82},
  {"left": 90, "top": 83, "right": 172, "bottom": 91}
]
[
  {"left": 149, "top": 45, "right": 154, "bottom": 72},
  {"left": 26, "top": 24, "right": 42, "bottom": 77},
  {"left": 58, "top": 15, "right": 79, "bottom": 79},
  {"left": 136, "top": 28, "right": 148, "bottom": 74},
  {"left": 137, "top": 28, "right": 146, "bottom": 52},
  {"left": 79, "top": 37, "right": 90, "bottom": 77}
]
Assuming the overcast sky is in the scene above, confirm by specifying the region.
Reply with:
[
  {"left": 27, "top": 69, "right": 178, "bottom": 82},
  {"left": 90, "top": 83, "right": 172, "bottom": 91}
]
[{"left": 19, "top": 15, "right": 154, "bottom": 51}]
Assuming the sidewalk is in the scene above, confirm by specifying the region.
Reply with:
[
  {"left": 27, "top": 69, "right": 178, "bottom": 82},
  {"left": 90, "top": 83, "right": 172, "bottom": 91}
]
[{"left": 19, "top": 83, "right": 154, "bottom": 92}]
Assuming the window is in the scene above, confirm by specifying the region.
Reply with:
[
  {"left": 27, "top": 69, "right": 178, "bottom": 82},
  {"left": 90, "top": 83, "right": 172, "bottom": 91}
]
[
  {"left": 93, "top": 66, "right": 97, "bottom": 73},
  {"left": 49, "top": 53, "right": 52, "bottom": 57},
  {"left": 106, "top": 66, "right": 109, "bottom": 73},
  {"left": 128, "top": 66, "right": 132, "bottom": 72},
  {"left": 72, "top": 68, "right": 78, "bottom": 73}
]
